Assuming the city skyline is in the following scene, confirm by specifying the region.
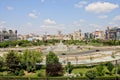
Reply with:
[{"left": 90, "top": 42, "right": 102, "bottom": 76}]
[{"left": 0, "top": 0, "right": 120, "bottom": 35}]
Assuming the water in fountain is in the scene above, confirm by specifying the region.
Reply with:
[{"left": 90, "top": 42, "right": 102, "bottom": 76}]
[
  {"left": 53, "top": 40, "right": 68, "bottom": 52},
  {"left": 46, "top": 46, "right": 53, "bottom": 52}
]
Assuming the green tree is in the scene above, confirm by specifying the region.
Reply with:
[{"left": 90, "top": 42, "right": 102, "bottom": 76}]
[
  {"left": 20, "top": 50, "right": 42, "bottom": 72},
  {"left": 118, "top": 65, "right": 120, "bottom": 74},
  {"left": 0, "top": 41, "right": 9, "bottom": 48},
  {"left": 46, "top": 51, "right": 63, "bottom": 76},
  {"left": 65, "top": 62, "right": 73, "bottom": 74},
  {"left": 5, "top": 51, "right": 20, "bottom": 72},
  {"left": 0, "top": 56, "right": 4, "bottom": 69},
  {"left": 85, "top": 70, "right": 96, "bottom": 80},
  {"left": 96, "top": 63, "right": 105, "bottom": 76},
  {"left": 106, "top": 62, "right": 114, "bottom": 75},
  {"left": 46, "top": 51, "right": 59, "bottom": 65}
]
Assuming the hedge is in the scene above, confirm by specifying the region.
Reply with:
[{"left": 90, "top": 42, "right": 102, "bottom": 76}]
[{"left": 0, "top": 76, "right": 120, "bottom": 80}]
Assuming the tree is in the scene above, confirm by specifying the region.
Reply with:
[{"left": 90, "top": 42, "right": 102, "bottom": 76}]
[
  {"left": 118, "top": 65, "right": 120, "bottom": 74},
  {"left": 46, "top": 51, "right": 63, "bottom": 76},
  {"left": 5, "top": 51, "right": 20, "bottom": 72},
  {"left": 85, "top": 70, "right": 96, "bottom": 80},
  {"left": 46, "top": 51, "right": 59, "bottom": 65},
  {"left": 96, "top": 63, "right": 105, "bottom": 76},
  {"left": 20, "top": 50, "right": 42, "bottom": 72},
  {"left": 111, "top": 52, "right": 116, "bottom": 58},
  {"left": 111, "top": 52, "right": 118, "bottom": 76},
  {"left": 106, "top": 62, "right": 114, "bottom": 75},
  {"left": 46, "top": 63, "right": 63, "bottom": 76},
  {"left": 0, "top": 56, "right": 4, "bottom": 69},
  {"left": 65, "top": 62, "right": 73, "bottom": 74}
]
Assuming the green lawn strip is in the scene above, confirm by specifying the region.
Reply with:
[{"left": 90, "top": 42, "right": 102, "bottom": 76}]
[
  {"left": 72, "top": 67, "right": 95, "bottom": 76},
  {"left": 24, "top": 69, "right": 46, "bottom": 77}
]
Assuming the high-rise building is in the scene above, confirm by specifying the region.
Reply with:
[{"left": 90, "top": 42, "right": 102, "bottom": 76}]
[
  {"left": 106, "top": 27, "right": 120, "bottom": 40},
  {"left": 84, "top": 33, "right": 94, "bottom": 39}
]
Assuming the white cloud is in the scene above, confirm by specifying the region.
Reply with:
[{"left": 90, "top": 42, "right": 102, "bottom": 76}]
[
  {"left": 26, "top": 22, "right": 33, "bottom": 26},
  {"left": 28, "top": 13, "right": 38, "bottom": 19},
  {"left": 89, "top": 24, "right": 100, "bottom": 28},
  {"left": 7, "top": 6, "right": 14, "bottom": 10},
  {"left": 40, "top": 18, "right": 65, "bottom": 31},
  {"left": 80, "top": 19, "right": 85, "bottom": 22},
  {"left": 113, "top": 15, "right": 120, "bottom": 21},
  {"left": 43, "top": 18, "right": 56, "bottom": 25},
  {"left": 98, "top": 15, "right": 108, "bottom": 19},
  {"left": 85, "top": 2, "right": 119, "bottom": 13},
  {"left": 73, "top": 19, "right": 85, "bottom": 26},
  {"left": 28, "top": 10, "right": 38, "bottom": 19},
  {"left": 75, "top": 1, "right": 87, "bottom": 8},
  {"left": 108, "top": 15, "right": 120, "bottom": 27},
  {"left": 73, "top": 21, "right": 81, "bottom": 26}
]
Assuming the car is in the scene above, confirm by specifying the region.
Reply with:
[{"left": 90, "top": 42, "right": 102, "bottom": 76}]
[
  {"left": 96, "top": 49, "right": 100, "bottom": 52},
  {"left": 61, "top": 53, "right": 66, "bottom": 55}
]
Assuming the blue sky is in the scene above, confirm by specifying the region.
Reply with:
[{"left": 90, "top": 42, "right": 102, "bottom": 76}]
[{"left": 0, "top": 0, "right": 120, "bottom": 35}]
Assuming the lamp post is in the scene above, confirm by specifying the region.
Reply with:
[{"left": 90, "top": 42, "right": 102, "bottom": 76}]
[{"left": 75, "top": 56, "right": 78, "bottom": 66}]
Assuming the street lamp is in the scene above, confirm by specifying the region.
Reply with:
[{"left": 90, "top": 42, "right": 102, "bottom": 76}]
[{"left": 75, "top": 56, "right": 78, "bottom": 66}]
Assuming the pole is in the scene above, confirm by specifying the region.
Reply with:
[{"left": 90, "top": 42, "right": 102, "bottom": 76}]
[{"left": 115, "top": 60, "right": 118, "bottom": 80}]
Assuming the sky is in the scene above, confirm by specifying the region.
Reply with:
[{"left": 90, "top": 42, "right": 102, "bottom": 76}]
[{"left": 0, "top": 0, "right": 120, "bottom": 35}]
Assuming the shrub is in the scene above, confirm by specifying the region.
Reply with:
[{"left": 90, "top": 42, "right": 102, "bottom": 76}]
[
  {"left": 15, "top": 70, "right": 19, "bottom": 76},
  {"left": 46, "top": 63, "right": 63, "bottom": 76},
  {"left": 106, "top": 62, "right": 114, "bottom": 75},
  {"left": 7, "top": 72, "right": 16, "bottom": 76},
  {"left": 19, "top": 69, "right": 24, "bottom": 76},
  {"left": 0, "top": 73, "right": 3, "bottom": 76},
  {"left": 73, "top": 65, "right": 96, "bottom": 69},
  {"left": 37, "top": 72, "right": 42, "bottom": 77},
  {"left": 117, "top": 65, "right": 120, "bottom": 74},
  {"left": 26, "top": 66, "right": 35, "bottom": 73},
  {"left": 65, "top": 62, "right": 73, "bottom": 74},
  {"left": 27, "top": 67, "right": 31, "bottom": 72},
  {"left": 96, "top": 63, "right": 105, "bottom": 76},
  {"left": 85, "top": 70, "right": 96, "bottom": 80},
  {"left": 79, "top": 72, "right": 83, "bottom": 76}
]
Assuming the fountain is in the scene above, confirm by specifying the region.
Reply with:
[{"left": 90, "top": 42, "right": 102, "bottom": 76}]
[
  {"left": 53, "top": 40, "right": 68, "bottom": 52},
  {"left": 44, "top": 40, "right": 80, "bottom": 54}
]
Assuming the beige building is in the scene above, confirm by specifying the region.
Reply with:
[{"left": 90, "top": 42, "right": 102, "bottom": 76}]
[
  {"left": 72, "top": 30, "right": 82, "bottom": 40},
  {"left": 93, "top": 30, "right": 104, "bottom": 39}
]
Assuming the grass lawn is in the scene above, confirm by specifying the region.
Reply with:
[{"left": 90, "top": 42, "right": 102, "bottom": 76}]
[
  {"left": 72, "top": 67, "right": 95, "bottom": 76},
  {"left": 24, "top": 69, "right": 46, "bottom": 77}
]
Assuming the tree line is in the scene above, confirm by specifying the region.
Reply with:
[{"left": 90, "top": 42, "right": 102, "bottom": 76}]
[{"left": 0, "top": 39, "right": 120, "bottom": 48}]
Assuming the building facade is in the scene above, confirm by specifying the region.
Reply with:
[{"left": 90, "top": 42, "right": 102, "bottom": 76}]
[
  {"left": 84, "top": 33, "right": 94, "bottom": 39},
  {"left": 93, "top": 30, "right": 104, "bottom": 39},
  {"left": 72, "top": 29, "right": 82, "bottom": 40},
  {"left": 106, "top": 27, "right": 120, "bottom": 40},
  {"left": 0, "top": 29, "right": 17, "bottom": 42}
]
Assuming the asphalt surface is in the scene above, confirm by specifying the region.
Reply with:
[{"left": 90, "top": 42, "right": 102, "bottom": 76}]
[{"left": 58, "top": 48, "right": 119, "bottom": 56}]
